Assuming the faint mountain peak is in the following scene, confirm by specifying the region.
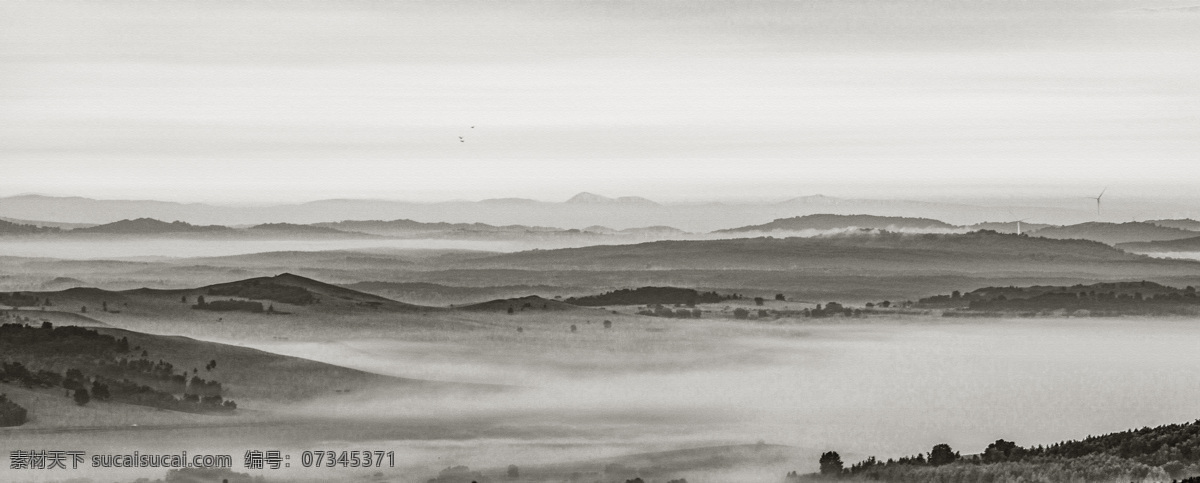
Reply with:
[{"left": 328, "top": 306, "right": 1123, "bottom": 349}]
[
  {"left": 583, "top": 225, "right": 618, "bottom": 234},
  {"left": 478, "top": 197, "right": 540, "bottom": 204},
  {"left": 566, "top": 192, "right": 615, "bottom": 203},
  {"left": 614, "top": 196, "right": 658, "bottom": 205},
  {"left": 777, "top": 194, "right": 844, "bottom": 205},
  {"left": 73, "top": 218, "right": 232, "bottom": 234},
  {"left": 566, "top": 192, "right": 658, "bottom": 205}
]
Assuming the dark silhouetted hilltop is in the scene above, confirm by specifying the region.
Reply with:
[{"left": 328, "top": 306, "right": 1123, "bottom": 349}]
[
  {"left": 716, "top": 214, "right": 956, "bottom": 233},
  {"left": 565, "top": 287, "right": 726, "bottom": 306},
  {"left": 72, "top": 218, "right": 232, "bottom": 234}
]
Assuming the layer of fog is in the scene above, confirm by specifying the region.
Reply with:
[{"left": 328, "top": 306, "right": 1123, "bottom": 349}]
[
  {"left": 0, "top": 227, "right": 985, "bottom": 260},
  {"left": 1145, "top": 251, "right": 1200, "bottom": 261},
  {"left": 240, "top": 319, "right": 1200, "bottom": 470}
]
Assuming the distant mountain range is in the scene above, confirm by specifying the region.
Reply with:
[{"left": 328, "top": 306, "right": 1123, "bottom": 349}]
[
  {"left": 564, "top": 192, "right": 658, "bottom": 205},
  {"left": 1, "top": 193, "right": 1170, "bottom": 231},
  {"left": 8, "top": 209, "right": 1200, "bottom": 249},
  {"left": 28, "top": 218, "right": 379, "bottom": 239}
]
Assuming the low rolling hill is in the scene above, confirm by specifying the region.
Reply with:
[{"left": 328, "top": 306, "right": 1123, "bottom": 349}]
[
  {"left": 1148, "top": 219, "right": 1200, "bottom": 232},
  {"left": 0, "top": 321, "right": 496, "bottom": 431},
  {"left": 71, "top": 218, "right": 232, "bottom": 234},
  {"left": 1029, "top": 221, "right": 1198, "bottom": 245},
  {"left": 452, "top": 231, "right": 1200, "bottom": 278},
  {"left": 1118, "top": 235, "right": 1200, "bottom": 253},
  {"left": 0, "top": 273, "right": 461, "bottom": 340},
  {"left": 716, "top": 214, "right": 956, "bottom": 233},
  {"left": 459, "top": 295, "right": 580, "bottom": 312}
]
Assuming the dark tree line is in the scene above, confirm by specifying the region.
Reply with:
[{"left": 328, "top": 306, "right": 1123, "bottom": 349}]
[
  {"left": 792, "top": 419, "right": 1200, "bottom": 482},
  {"left": 566, "top": 287, "right": 729, "bottom": 307}
]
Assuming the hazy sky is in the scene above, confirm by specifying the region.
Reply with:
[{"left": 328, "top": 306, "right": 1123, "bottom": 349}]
[{"left": 1, "top": 0, "right": 1198, "bottom": 203}]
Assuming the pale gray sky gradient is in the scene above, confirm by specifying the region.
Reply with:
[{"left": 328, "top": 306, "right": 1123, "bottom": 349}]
[{"left": 1, "top": 0, "right": 1198, "bottom": 203}]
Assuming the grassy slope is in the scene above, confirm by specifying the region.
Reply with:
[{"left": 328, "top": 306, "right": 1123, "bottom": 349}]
[{"left": 0, "top": 383, "right": 225, "bottom": 429}]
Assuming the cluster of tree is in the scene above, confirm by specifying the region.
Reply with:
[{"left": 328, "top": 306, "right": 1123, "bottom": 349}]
[
  {"left": 206, "top": 280, "right": 316, "bottom": 305},
  {"left": 95, "top": 376, "right": 235, "bottom": 412},
  {"left": 109, "top": 357, "right": 224, "bottom": 396},
  {"left": 565, "top": 287, "right": 729, "bottom": 307},
  {"left": 0, "top": 322, "right": 236, "bottom": 413},
  {"left": 0, "top": 292, "right": 43, "bottom": 308},
  {"left": 0, "top": 219, "right": 61, "bottom": 235},
  {"left": 732, "top": 307, "right": 775, "bottom": 319},
  {"left": 0, "top": 322, "right": 130, "bottom": 358},
  {"left": 791, "top": 419, "right": 1200, "bottom": 482},
  {"left": 927, "top": 281, "right": 1200, "bottom": 316},
  {"left": 425, "top": 465, "right": 488, "bottom": 483},
  {"left": 636, "top": 304, "right": 703, "bottom": 318},
  {"left": 192, "top": 295, "right": 265, "bottom": 313},
  {"left": 809, "top": 302, "right": 857, "bottom": 318},
  {"left": 164, "top": 467, "right": 265, "bottom": 483},
  {"left": 504, "top": 300, "right": 550, "bottom": 314},
  {"left": 0, "top": 393, "right": 28, "bottom": 426}
]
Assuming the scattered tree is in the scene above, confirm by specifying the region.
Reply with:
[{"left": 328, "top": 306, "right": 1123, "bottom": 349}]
[
  {"left": 0, "top": 394, "right": 28, "bottom": 427},
  {"left": 819, "top": 451, "right": 844, "bottom": 475},
  {"left": 91, "top": 381, "right": 111, "bottom": 401},
  {"left": 73, "top": 388, "right": 90, "bottom": 406},
  {"left": 928, "top": 443, "right": 959, "bottom": 466}
]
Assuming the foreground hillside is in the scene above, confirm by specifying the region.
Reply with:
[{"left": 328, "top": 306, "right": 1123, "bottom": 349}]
[
  {"left": 0, "top": 319, "right": 478, "bottom": 431},
  {"left": 794, "top": 419, "right": 1200, "bottom": 482}
]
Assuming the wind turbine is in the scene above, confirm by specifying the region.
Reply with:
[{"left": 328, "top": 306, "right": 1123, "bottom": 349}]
[
  {"left": 1007, "top": 210, "right": 1032, "bottom": 235},
  {"left": 1085, "top": 187, "right": 1107, "bottom": 219},
  {"left": 1014, "top": 218, "right": 1032, "bottom": 235}
]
